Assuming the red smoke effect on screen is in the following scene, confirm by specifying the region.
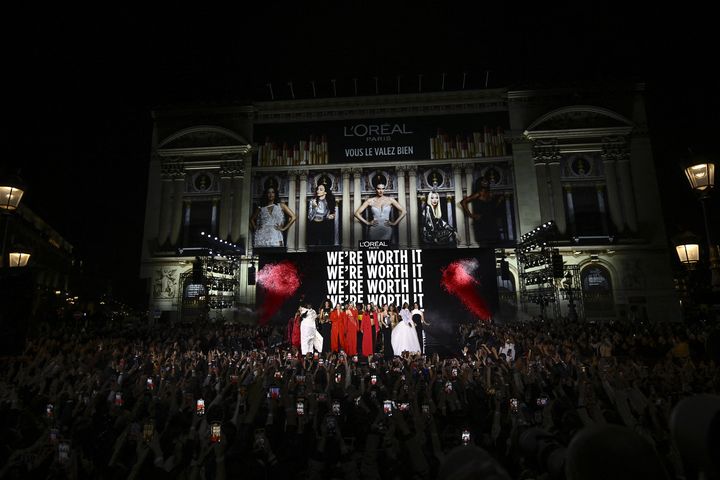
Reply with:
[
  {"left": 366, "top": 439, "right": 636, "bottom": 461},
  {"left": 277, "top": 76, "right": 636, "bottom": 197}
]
[
  {"left": 441, "top": 260, "right": 491, "bottom": 321},
  {"left": 256, "top": 261, "right": 301, "bottom": 325}
]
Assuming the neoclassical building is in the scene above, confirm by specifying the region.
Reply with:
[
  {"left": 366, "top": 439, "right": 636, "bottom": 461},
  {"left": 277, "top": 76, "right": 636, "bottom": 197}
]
[{"left": 140, "top": 82, "right": 680, "bottom": 324}]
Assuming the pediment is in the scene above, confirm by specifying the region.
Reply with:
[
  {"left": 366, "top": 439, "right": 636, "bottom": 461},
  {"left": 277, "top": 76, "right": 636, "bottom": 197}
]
[
  {"left": 525, "top": 106, "right": 633, "bottom": 140},
  {"left": 159, "top": 126, "right": 250, "bottom": 150}
]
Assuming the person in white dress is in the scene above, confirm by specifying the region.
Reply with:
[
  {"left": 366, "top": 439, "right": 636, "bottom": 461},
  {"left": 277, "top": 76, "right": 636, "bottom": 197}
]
[
  {"left": 250, "top": 186, "right": 296, "bottom": 247},
  {"left": 392, "top": 302, "right": 421, "bottom": 354},
  {"left": 299, "top": 304, "right": 323, "bottom": 354},
  {"left": 354, "top": 175, "right": 406, "bottom": 241}
]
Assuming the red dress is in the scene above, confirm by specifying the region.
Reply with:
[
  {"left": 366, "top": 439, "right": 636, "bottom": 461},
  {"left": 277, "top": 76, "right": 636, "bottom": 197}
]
[
  {"left": 291, "top": 315, "right": 301, "bottom": 348},
  {"left": 329, "top": 308, "right": 346, "bottom": 352},
  {"left": 361, "top": 311, "right": 375, "bottom": 356},
  {"left": 345, "top": 309, "right": 359, "bottom": 355}
]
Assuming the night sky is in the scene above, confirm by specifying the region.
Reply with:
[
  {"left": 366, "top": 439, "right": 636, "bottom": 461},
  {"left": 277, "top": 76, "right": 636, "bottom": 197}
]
[{"left": 2, "top": 5, "right": 717, "bottom": 307}]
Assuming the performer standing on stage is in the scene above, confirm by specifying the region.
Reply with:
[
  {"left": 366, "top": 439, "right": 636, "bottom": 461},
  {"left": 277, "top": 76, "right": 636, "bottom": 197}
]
[
  {"left": 299, "top": 304, "right": 323, "bottom": 354},
  {"left": 411, "top": 302, "right": 428, "bottom": 354},
  {"left": 329, "top": 302, "right": 347, "bottom": 352},
  {"left": 380, "top": 304, "right": 393, "bottom": 359},
  {"left": 344, "top": 303, "right": 359, "bottom": 355},
  {"left": 287, "top": 308, "right": 302, "bottom": 349},
  {"left": 318, "top": 299, "right": 333, "bottom": 353},
  {"left": 392, "top": 302, "right": 421, "bottom": 355},
  {"left": 361, "top": 303, "right": 375, "bottom": 356}
]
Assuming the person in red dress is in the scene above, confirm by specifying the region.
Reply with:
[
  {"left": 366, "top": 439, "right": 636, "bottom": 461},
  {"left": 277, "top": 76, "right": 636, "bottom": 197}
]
[
  {"left": 361, "top": 303, "right": 376, "bottom": 356},
  {"left": 287, "top": 308, "right": 302, "bottom": 349},
  {"left": 329, "top": 303, "right": 347, "bottom": 352},
  {"left": 344, "top": 303, "right": 359, "bottom": 355}
]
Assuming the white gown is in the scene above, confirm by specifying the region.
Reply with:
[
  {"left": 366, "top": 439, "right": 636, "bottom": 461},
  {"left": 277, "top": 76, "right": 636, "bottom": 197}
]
[
  {"left": 299, "top": 307, "right": 324, "bottom": 354},
  {"left": 391, "top": 308, "right": 421, "bottom": 354},
  {"left": 255, "top": 204, "right": 285, "bottom": 247}
]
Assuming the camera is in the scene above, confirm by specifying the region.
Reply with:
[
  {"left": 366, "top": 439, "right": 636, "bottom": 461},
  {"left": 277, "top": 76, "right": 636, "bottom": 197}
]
[
  {"left": 196, "top": 399, "right": 205, "bottom": 415},
  {"left": 383, "top": 400, "right": 393, "bottom": 416},
  {"left": 210, "top": 422, "right": 221, "bottom": 443}
]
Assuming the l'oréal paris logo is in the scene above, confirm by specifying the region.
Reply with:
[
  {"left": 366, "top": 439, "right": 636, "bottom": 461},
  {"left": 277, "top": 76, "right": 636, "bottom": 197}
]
[
  {"left": 343, "top": 123, "right": 413, "bottom": 138},
  {"left": 359, "top": 240, "right": 391, "bottom": 250}
]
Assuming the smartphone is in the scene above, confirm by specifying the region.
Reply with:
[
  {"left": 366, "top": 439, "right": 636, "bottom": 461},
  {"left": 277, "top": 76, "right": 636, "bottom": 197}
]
[
  {"left": 421, "top": 404, "right": 429, "bottom": 414},
  {"left": 296, "top": 399, "right": 305, "bottom": 416},
  {"left": 269, "top": 387, "right": 280, "bottom": 399},
  {"left": 383, "top": 400, "right": 393, "bottom": 416},
  {"left": 371, "top": 375, "right": 377, "bottom": 385},
  {"left": 146, "top": 377, "right": 154, "bottom": 390},
  {"left": 326, "top": 415, "right": 337, "bottom": 433},
  {"left": 332, "top": 401, "right": 341, "bottom": 415},
  {"left": 510, "top": 398, "right": 518, "bottom": 413},
  {"left": 461, "top": 429, "right": 471, "bottom": 445},
  {"left": 46, "top": 403, "right": 54, "bottom": 418},
  {"left": 399, "top": 402, "right": 410, "bottom": 411},
  {"left": 230, "top": 374, "right": 239, "bottom": 384},
  {"left": 274, "top": 371, "right": 282, "bottom": 379},
  {"left": 313, "top": 352, "right": 319, "bottom": 360},
  {"left": 444, "top": 381, "right": 453, "bottom": 393},
  {"left": 335, "top": 373, "right": 342, "bottom": 383},
  {"left": 287, "top": 353, "right": 293, "bottom": 360},
  {"left": 114, "top": 392, "right": 123, "bottom": 406},
  {"left": 536, "top": 396, "right": 548, "bottom": 407},
  {"left": 452, "top": 368, "right": 458, "bottom": 377},
  {"left": 210, "top": 422, "right": 221, "bottom": 443},
  {"left": 143, "top": 423, "right": 154, "bottom": 443},
  {"left": 352, "top": 355, "right": 358, "bottom": 363},
  {"left": 296, "top": 375, "right": 305, "bottom": 384},
  {"left": 196, "top": 399, "right": 205, "bottom": 415}
]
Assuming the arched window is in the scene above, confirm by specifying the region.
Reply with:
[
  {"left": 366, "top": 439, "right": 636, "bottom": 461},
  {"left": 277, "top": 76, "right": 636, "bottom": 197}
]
[{"left": 581, "top": 265, "right": 614, "bottom": 317}]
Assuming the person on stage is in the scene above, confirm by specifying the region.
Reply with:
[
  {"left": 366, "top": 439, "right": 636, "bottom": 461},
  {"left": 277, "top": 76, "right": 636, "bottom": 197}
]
[
  {"left": 361, "top": 303, "right": 376, "bottom": 356},
  {"left": 299, "top": 304, "right": 323, "bottom": 354},
  {"left": 354, "top": 174, "right": 406, "bottom": 241},
  {"left": 350, "top": 302, "right": 360, "bottom": 352},
  {"left": 318, "top": 299, "right": 333, "bottom": 353},
  {"left": 344, "top": 303, "right": 359, "bottom": 355},
  {"left": 329, "top": 302, "right": 347, "bottom": 352},
  {"left": 421, "top": 190, "right": 456, "bottom": 246},
  {"left": 287, "top": 308, "right": 302, "bottom": 349},
  {"left": 250, "top": 185, "right": 297, "bottom": 247},
  {"left": 380, "top": 304, "right": 393, "bottom": 359},
  {"left": 392, "top": 302, "right": 421, "bottom": 355},
  {"left": 307, "top": 182, "right": 337, "bottom": 246},
  {"left": 411, "top": 302, "right": 429, "bottom": 354}
]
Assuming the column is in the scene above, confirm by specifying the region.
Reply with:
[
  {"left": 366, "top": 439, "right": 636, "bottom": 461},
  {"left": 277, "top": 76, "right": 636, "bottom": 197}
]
[
  {"left": 211, "top": 199, "right": 218, "bottom": 235},
  {"left": 616, "top": 159, "right": 638, "bottom": 232},
  {"left": 464, "top": 164, "right": 477, "bottom": 246},
  {"left": 453, "top": 164, "right": 466, "bottom": 246},
  {"left": 169, "top": 175, "right": 185, "bottom": 246},
  {"left": 230, "top": 175, "right": 244, "bottom": 243},
  {"left": 597, "top": 184, "right": 610, "bottom": 235},
  {"left": 396, "top": 166, "right": 407, "bottom": 247},
  {"left": 353, "top": 169, "right": 363, "bottom": 246},
  {"left": 504, "top": 194, "right": 515, "bottom": 241},
  {"left": 408, "top": 167, "right": 419, "bottom": 247},
  {"left": 548, "top": 161, "right": 567, "bottom": 235},
  {"left": 342, "top": 169, "right": 352, "bottom": 249},
  {"left": 286, "top": 172, "right": 297, "bottom": 251},
  {"left": 298, "top": 171, "right": 308, "bottom": 251},
  {"left": 534, "top": 163, "right": 551, "bottom": 223},
  {"left": 602, "top": 159, "right": 625, "bottom": 233},
  {"left": 239, "top": 157, "right": 253, "bottom": 251},
  {"left": 565, "top": 186, "right": 575, "bottom": 235},
  {"left": 157, "top": 176, "right": 173, "bottom": 245},
  {"left": 218, "top": 173, "right": 232, "bottom": 241},
  {"left": 182, "top": 200, "right": 192, "bottom": 246}
]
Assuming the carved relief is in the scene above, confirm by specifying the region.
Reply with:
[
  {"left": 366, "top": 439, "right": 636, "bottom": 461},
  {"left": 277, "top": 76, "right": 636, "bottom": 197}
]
[{"left": 153, "top": 267, "right": 178, "bottom": 299}]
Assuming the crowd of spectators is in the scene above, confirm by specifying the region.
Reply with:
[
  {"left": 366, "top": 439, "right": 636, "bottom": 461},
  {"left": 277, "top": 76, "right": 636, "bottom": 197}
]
[{"left": 1, "top": 314, "right": 719, "bottom": 479}]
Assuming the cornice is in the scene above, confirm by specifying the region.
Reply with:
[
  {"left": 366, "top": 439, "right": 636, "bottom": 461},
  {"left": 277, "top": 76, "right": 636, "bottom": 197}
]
[
  {"left": 157, "top": 146, "right": 254, "bottom": 158},
  {"left": 251, "top": 156, "right": 514, "bottom": 173},
  {"left": 524, "top": 126, "right": 633, "bottom": 141}
]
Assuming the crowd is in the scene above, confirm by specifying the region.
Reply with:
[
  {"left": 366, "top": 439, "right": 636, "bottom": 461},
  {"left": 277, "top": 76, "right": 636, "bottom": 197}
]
[{"left": 0, "top": 314, "right": 718, "bottom": 479}]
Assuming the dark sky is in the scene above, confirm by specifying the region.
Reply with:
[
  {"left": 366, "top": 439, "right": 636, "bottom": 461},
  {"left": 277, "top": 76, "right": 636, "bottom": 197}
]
[{"left": 3, "top": 5, "right": 717, "bottom": 307}]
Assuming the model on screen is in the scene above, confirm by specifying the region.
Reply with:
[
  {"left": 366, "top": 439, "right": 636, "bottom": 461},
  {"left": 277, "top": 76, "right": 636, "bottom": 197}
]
[
  {"left": 354, "top": 174, "right": 406, "bottom": 241},
  {"left": 250, "top": 186, "right": 296, "bottom": 247}
]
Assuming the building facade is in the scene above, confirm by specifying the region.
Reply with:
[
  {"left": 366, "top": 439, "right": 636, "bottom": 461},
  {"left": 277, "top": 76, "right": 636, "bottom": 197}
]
[{"left": 140, "top": 82, "right": 680, "bottom": 324}]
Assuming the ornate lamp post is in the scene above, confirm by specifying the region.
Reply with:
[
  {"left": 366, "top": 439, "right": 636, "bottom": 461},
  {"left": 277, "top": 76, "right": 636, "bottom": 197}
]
[
  {"left": 683, "top": 156, "right": 719, "bottom": 291},
  {"left": 1, "top": 173, "right": 27, "bottom": 269}
]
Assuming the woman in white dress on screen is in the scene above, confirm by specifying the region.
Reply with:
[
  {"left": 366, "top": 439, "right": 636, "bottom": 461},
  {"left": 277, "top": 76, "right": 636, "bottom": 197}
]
[
  {"left": 250, "top": 185, "right": 296, "bottom": 247},
  {"left": 392, "top": 302, "right": 421, "bottom": 355},
  {"left": 354, "top": 174, "right": 406, "bottom": 241}
]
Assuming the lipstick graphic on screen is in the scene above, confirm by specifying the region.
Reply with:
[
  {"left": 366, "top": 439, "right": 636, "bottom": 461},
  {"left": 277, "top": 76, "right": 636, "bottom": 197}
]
[
  {"left": 441, "top": 259, "right": 491, "bottom": 321},
  {"left": 256, "top": 261, "right": 301, "bottom": 325}
]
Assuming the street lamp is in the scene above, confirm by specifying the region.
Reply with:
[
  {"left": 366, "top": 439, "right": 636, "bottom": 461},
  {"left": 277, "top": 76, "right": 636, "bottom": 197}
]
[
  {"left": 683, "top": 155, "right": 719, "bottom": 291},
  {"left": 1, "top": 173, "right": 27, "bottom": 268},
  {"left": 8, "top": 250, "right": 31, "bottom": 268},
  {"left": 673, "top": 231, "right": 700, "bottom": 270}
]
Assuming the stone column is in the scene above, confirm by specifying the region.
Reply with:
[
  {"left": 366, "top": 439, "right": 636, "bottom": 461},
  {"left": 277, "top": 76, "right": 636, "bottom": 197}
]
[
  {"left": 396, "top": 166, "right": 407, "bottom": 247},
  {"left": 602, "top": 159, "right": 625, "bottom": 233},
  {"left": 298, "top": 171, "right": 308, "bottom": 251},
  {"left": 231, "top": 175, "right": 244, "bottom": 243},
  {"left": 616, "top": 158, "right": 638, "bottom": 232},
  {"left": 219, "top": 172, "right": 232, "bottom": 241},
  {"left": 169, "top": 175, "right": 185, "bottom": 246},
  {"left": 565, "top": 186, "right": 575, "bottom": 235},
  {"left": 182, "top": 199, "right": 192, "bottom": 246},
  {"left": 342, "top": 169, "right": 351, "bottom": 249},
  {"left": 464, "top": 164, "right": 477, "bottom": 246},
  {"left": 408, "top": 166, "right": 419, "bottom": 247},
  {"left": 157, "top": 175, "right": 173, "bottom": 245},
  {"left": 548, "top": 161, "right": 567, "bottom": 234},
  {"left": 286, "top": 171, "right": 297, "bottom": 251},
  {"left": 453, "top": 164, "right": 466, "bottom": 246},
  {"left": 597, "top": 184, "right": 610, "bottom": 235},
  {"left": 534, "top": 162, "right": 551, "bottom": 224},
  {"left": 211, "top": 198, "right": 218, "bottom": 235},
  {"left": 239, "top": 157, "right": 253, "bottom": 250},
  {"left": 353, "top": 169, "right": 363, "bottom": 245}
]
